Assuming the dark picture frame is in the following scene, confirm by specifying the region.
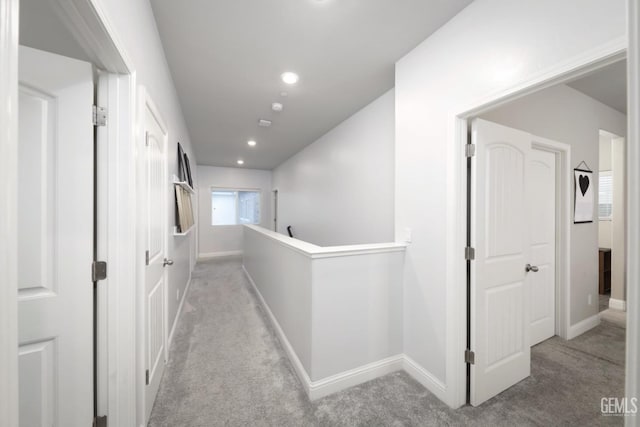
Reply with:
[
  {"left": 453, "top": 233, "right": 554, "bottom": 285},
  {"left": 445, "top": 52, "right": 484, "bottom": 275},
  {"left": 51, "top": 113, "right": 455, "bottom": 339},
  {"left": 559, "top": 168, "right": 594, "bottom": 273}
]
[{"left": 574, "top": 167, "right": 594, "bottom": 224}]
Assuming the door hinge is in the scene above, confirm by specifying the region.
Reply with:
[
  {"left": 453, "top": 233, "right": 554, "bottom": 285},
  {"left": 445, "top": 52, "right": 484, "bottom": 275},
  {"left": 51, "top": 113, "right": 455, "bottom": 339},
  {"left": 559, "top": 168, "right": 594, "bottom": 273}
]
[
  {"left": 145, "top": 369, "right": 150, "bottom": 385},
  {"left": 465, "top": 349, "right": 475, "bottom": 365},
  {"left": 94, "top": 415, "right": 107, "bottom": 427},
  {"left": 93, "top": 105, "right": 107, "bottom": 127},
  {"left": 145, "top": 250, "right": 150, "bottom": 266},
  {"left": 465, "top": 246, "right": 475, "bottom": 260},
  {"left": 145, "top": 131, "right": 150, "bottom": 146},
  {"left": 465, "top": 143, "right": 476, "bottom": 157},
  {"left": 92, "top": 261, "right": 107, "bottom": 282}
]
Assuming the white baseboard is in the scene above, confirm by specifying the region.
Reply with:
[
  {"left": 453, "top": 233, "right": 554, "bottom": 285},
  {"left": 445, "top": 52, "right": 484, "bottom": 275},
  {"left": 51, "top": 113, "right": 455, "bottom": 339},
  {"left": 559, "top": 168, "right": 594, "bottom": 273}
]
[
  {"left": 402, "top": 355, "right": 448, "bottom": 403},
  {"left": 168, "top": 275, "right": 192, "bottom": 348},
  {"left": 198, "top": 250, "right": 243, "bottom": 260},
  {"left": 567, "top": 314, "right": 601, "bottom": 339},
  {"left": 609, "top": 298, "right": 627, "bottom": 311},
  {"left": 308, "top": 355, "right": 404, "bottom": 400}
]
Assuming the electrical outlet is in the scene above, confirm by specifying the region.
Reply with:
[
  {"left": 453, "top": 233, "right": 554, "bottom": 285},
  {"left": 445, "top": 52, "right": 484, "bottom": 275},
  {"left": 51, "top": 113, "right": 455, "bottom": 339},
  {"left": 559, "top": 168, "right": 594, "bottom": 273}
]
[
  {"left": 588, "top": 294, "right": 593, "bottom": 306},
  {"left": 177, "top": 288, "right": 180, "bottom": 301}
]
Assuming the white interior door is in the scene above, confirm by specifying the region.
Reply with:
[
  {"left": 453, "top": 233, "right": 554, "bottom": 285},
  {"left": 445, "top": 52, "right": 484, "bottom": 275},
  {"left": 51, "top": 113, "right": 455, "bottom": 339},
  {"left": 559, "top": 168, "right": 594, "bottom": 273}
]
[
  {"left": 470, "top": 118, "right": 532, "bottom": 406},
  {"left": 17, "top": 46, "right": 94, "bottom": 426},
  {"left": 528, "top": 148, "right": 556, "bottom": 346},
  {"left": 143, "top": 101, "right": 168, "bottom": 422}
]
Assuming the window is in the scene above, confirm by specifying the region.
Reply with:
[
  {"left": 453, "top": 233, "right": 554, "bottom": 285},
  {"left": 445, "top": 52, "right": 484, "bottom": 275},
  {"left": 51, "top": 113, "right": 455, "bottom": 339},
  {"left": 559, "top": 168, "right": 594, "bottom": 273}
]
[
  {"left": 598, "top": 171, "right": 613, "bottom": 220},
  {"left": 211, "top": 190, "right": 261, "bottom": 225}
]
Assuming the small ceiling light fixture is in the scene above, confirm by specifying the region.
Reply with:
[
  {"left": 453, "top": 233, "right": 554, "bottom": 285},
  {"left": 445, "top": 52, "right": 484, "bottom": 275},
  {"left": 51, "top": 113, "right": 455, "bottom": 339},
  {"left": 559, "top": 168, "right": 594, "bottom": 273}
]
[
  {"left": 281, "top": 71, "right": 299, "bottom": 85},
  {"left": 258, "top": 119, "right": 272, "bottom": 127},
  {"left": 272, "top": 102, "right": 284, "bottom": 112},
  {"left": 247, "top": 140, "right": 257, "bottom": 147},
  {"left": 237, "top": 159, "right": 245, "bottom": 165}
]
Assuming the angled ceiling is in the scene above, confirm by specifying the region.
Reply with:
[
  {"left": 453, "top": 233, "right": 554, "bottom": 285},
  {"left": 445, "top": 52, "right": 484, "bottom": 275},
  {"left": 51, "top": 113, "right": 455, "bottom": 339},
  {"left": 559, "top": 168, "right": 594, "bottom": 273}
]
[
  {"left": 567, "top": 60, "right": 627, "bottom": 114},
  {"left": 150, "top": 0, "right": 473, "bottom": 169}
]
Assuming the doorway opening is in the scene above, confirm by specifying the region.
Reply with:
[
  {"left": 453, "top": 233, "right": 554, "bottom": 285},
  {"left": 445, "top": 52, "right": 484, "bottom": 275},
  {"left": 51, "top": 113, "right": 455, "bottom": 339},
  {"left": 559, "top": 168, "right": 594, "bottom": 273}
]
[
  {"left": 464, "top": 56, "right": 628, "bottom": 411},
  {"left": 17, "top": 0, "right": 134, "bottom": 425}
]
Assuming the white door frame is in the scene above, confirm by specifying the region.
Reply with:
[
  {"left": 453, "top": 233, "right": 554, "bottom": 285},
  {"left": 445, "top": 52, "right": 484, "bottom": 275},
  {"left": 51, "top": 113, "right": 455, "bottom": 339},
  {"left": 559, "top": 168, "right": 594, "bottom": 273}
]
[
  {"left": 626, "top": 1, "right": 640, "bottom": 423},
  {"left": 446, "top": 39, "right": 629, "bottom": 408},
  {"left": 0, "top": 0, "right": 20, "bottom": 424},
  {"left": 0, "top": 0, "right": 139, "bottom": 425}
]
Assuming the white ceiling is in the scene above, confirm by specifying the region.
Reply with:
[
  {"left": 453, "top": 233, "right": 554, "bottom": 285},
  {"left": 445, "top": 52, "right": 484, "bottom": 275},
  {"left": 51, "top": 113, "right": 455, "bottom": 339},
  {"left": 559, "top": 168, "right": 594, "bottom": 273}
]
[
  {"left": 567, "top": 60, "right": 627, "bottom": 114},
  {"left": 150, "top": 0, "right": 473, "bottom": 169}
]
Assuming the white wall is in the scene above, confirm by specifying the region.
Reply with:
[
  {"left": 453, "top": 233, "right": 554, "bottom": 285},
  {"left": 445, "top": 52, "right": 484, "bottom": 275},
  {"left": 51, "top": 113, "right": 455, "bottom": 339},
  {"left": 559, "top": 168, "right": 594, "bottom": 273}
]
[
  {"left": 395, "top": 0, "right": 625, "bottom": 402},
  {"left": 243, "top": 225, "right": 405, "bottom": 398},
  {"left": 90, "top": 1, "right": 197, "bottom": 423},
  {"left": 197, "top": 165, "right": 271, "bottom": 256},
  {"left": 94, "top": 0, "right": 197, "bottom": 340},
  {"left": 272, "top": 89, "right": 395, "bottom": 246},
  {"left": 480, "top": 84, "right": 627, "bottom": 324}
]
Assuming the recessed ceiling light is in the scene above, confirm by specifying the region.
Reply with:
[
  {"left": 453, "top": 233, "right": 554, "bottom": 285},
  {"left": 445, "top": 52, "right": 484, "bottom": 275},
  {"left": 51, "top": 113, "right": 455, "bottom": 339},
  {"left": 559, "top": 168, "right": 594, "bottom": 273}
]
[
  {"left": 247, "top": 140, "right": 257, "bottom": 147},
  {"left": 258, "top": 119, "right": 272, "bottom": 127},
  {"left": 237, "top": 159, "right": 244, "bottom": 165},
  {"left": 272, "top": 102, "right": 284, "bottom": 112},
  {"left": 281, "top": 72, "right": 299, "bottom": 85}
]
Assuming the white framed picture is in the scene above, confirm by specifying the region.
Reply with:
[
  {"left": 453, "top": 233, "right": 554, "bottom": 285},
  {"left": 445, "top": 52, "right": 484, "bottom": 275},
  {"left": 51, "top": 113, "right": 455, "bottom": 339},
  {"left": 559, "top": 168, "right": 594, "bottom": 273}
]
[{"left": 574, "top": 168, "right": 594, "bottom": 223}]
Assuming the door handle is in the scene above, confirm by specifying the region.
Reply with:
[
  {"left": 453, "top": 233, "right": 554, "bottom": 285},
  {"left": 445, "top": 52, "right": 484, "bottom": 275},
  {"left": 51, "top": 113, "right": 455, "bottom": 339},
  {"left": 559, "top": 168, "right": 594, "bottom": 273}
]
[
  {"left": 163, "top": 258, "right": 174, "bottom": 267},
  {"left": 525, "top": 264, "right": 539, "bottom": 273}
]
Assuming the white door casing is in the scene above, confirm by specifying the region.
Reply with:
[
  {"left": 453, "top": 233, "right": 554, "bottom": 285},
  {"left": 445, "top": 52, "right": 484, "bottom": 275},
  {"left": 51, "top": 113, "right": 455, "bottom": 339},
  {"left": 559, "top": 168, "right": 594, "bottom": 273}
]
[
  {"left": 17, "top": 45, "right": 94, "bottom": 426},
  {"left": 470, "top": 118, "right": 532, "bottom": 406},
  {"left": 142, "top": 96, "right": 168, "bottom": 423},
  {"left": 528, "top": 149, "right": 556, "bottom": 346}
]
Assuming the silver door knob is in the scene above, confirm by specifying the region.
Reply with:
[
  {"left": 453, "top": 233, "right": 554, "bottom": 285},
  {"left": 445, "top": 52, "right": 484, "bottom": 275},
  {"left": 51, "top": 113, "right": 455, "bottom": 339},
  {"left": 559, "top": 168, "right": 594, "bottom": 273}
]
[
  {"left": 163, "top": 258, "right": 174, "bottom": 267},
  {"left": 525, "top": 264, "right": 539, "bottom": 272}
]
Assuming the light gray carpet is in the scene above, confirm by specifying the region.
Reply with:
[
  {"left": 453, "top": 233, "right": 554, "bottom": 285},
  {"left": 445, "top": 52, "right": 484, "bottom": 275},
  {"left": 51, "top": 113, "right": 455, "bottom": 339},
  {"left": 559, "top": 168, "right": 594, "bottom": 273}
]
[{"left": 148, "top": 259, "right": 625, "bottom": 427}]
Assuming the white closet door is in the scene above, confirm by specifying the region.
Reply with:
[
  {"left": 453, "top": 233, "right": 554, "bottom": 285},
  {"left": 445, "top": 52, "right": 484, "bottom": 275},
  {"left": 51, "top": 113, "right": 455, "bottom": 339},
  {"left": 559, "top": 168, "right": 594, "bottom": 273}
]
[
  {"left": 17, "top": 45, "right": 94, "bottom": 426},
  {"left": 470, "top": 118, "right": 532, "bottom": 406}
]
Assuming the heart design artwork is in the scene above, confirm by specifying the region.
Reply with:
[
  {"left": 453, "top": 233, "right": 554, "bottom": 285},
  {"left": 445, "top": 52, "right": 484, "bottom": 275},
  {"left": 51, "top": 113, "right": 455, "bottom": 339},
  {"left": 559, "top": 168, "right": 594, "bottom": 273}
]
[{"left": 578, "top": 174, "right": 590, "bottom": 196}]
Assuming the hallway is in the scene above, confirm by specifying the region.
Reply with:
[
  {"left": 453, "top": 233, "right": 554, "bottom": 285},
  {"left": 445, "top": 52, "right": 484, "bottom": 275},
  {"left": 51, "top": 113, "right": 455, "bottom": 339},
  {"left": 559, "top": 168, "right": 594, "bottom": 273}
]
[{"left": 149, "top": 259, "right": 625, "bottom": 426}]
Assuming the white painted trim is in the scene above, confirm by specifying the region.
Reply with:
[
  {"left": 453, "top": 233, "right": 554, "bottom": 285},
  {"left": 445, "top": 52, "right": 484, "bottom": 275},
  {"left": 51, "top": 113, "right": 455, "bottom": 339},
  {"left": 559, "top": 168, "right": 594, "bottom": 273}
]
[
  {"left": 0, "top": 0, "right": 19, "bottom": 424},
  {"left": 451, "top": 40, "right": 628, "bottom": 408},
  {"left": 168, "top": 276, "right": 192, "bottom": 348},
  {"left": 244, "top": 225, "right": 408, "bottom": 259},
  {"left": 308, "top": 355, "right": 404, "bottom": 401},
  {"left": 403, "top": 355, "right": 448, "bottom": 404},
  {"left": 566, "top": 314, "right": 601, "bottom": 340},
  {"left": 626, "top": 2, "right": 640, "bottom": 423},
  {"left": 50, "top": 0, "right": 131, "bottom": 73},
  {"left": 198, "top": 250, "right": 243, "bottom": 260},
  {"left": 609, "top": 298, "right": 627, "bottom": 311}
]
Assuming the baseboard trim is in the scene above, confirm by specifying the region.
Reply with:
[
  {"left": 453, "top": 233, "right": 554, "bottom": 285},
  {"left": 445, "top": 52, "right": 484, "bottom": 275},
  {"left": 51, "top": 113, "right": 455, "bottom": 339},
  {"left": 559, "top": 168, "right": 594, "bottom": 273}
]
[
  {"left": 168, "top": 275, "right": 192, "bottom": 349},
  {"left": 609, "top": 298, "right": 627, "bottom": 311},
  {"left": 198, "top": 250, "right": 243, "bottom": 260},
  {"left": 402, "top": 355, "right": 448, "bottom": 403},
  {"left": 567, "top": 314, "right": 601, "bottom": 339},
  {"left": 308, "top": 355, "right": 404, "bottom": 400}
]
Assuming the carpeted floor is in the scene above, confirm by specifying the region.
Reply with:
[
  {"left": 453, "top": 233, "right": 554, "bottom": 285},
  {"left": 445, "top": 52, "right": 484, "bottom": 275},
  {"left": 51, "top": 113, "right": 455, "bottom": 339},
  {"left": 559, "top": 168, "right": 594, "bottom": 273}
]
[{"left": 148, "top": 258, "right": 626, "bottom": 427}]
